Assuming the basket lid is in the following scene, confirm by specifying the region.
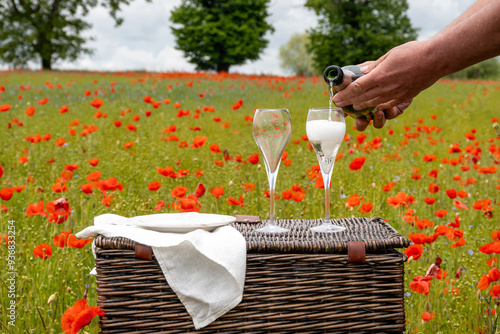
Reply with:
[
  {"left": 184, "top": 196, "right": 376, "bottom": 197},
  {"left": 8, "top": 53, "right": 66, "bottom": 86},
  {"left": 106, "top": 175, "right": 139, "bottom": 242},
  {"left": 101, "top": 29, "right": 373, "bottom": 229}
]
[{"left": 233, "top": 217, "right": 410, "bottom": 253}]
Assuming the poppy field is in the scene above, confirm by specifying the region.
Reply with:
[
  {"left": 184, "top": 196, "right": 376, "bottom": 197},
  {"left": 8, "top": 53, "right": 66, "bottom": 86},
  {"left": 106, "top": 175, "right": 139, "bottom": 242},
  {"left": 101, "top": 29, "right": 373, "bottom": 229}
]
[{"left": 0, "top": 69, "right": 499, "bottom": 333}]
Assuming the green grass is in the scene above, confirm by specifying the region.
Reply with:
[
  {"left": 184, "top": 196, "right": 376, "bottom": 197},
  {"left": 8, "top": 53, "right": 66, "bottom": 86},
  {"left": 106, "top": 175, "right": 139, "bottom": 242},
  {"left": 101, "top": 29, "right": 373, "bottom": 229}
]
[{"left": 0, "top": 70, "right": 499, "bottom": 333}]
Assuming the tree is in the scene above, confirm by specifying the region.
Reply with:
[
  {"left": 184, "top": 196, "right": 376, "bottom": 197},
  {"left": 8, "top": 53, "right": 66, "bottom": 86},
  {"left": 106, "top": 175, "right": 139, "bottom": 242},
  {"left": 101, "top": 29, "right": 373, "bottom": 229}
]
[
  {"left": 305, "top": 0, "right": 418, "bottom": 71},
  {"left": 279, "top": 33, "right": 315, "bottom": 76},
  {"left": 0, "top": 0, "right": 148, "bottom": 70},
  {"left": 170, "top": 0, "right": 274, "bottom": 72}
]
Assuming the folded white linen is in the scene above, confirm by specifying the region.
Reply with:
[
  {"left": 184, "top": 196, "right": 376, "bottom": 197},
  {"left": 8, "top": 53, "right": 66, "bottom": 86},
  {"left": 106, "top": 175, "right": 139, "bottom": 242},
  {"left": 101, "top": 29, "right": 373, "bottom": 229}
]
[{"left": 76, "top": 213, "right": 246, "bottom": 329}]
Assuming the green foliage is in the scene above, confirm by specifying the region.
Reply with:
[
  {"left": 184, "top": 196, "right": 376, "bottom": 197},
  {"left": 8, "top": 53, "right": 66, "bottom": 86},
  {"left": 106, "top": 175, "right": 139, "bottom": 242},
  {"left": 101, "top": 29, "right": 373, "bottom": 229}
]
[
  {"left": 279, "top": 33, "right": 315, "bottom": 76},
  {"left": 305, "top": 0, "right": 418, "bottom": 70},
  {"left": 447, "top": 58, "right": 500, "bottom": 80},
  {"left": 170, "top": 0, "right": 274, "bottom": 72},
  {"left": 0, "top": 0, "right": 148, "bottom": 70}
]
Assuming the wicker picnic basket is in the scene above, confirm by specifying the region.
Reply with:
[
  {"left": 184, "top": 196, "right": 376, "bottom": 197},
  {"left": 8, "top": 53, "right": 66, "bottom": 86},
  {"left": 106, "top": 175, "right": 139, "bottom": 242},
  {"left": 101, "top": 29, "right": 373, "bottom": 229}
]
[{"left": 94, "top": 217, "right": 410, "bottom": 333}]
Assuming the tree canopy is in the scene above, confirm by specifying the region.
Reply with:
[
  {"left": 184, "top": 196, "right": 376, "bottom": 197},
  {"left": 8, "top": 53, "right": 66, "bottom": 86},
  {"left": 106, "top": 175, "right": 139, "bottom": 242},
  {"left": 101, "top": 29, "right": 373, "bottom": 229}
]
[
  {"left": 0, "top": 0, "right": 148, "bottom": 70},
  {"left": 170, "top": 0, "right": 274, "bottom": 72},
  {"left": 279, "top": 33, "right": 315, "bottom": 76},
  {"left": 305, "top": 0, "right": 418, "bottom": 71}
]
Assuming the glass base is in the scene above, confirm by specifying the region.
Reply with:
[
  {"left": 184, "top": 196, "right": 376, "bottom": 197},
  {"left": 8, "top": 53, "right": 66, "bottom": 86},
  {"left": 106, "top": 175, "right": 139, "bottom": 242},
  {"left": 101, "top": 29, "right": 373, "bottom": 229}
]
[
  {"left": 255, "top": 223, "right": 289, "bottom": 233},
  {"left": 310, "top": 222, "right": 346, "bottom": 233}
]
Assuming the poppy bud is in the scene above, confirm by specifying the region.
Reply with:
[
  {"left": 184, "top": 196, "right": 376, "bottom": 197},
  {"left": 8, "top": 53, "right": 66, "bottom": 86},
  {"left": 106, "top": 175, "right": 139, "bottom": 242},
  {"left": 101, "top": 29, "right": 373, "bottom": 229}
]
[
  {"left": 229, "top": 181, "right": 233, "bottom": 187},
  {"left": 407, "top": 256, "right": 414, "bottom": 263},
  {"left": 47, "top": 293, "right": 57, "bottom": 304},
  {"left": 477, "top": 289, "right": 482, "bottom": 299},
  {"left": 67, "top": 287, "right": 72, "bottom": 293},
  {"left": 425, "top": 301, "right": 431, "bottom": 311}
]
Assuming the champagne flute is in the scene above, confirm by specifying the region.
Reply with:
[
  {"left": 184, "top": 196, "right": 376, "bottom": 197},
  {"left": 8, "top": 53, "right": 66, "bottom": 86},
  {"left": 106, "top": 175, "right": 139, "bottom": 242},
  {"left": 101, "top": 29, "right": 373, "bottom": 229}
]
[
  {"left": 306, "top": 107, "right": 346, "bottom": 233},
  {"left": 252, "top": 109, "right": 292, "bottom": 233}
]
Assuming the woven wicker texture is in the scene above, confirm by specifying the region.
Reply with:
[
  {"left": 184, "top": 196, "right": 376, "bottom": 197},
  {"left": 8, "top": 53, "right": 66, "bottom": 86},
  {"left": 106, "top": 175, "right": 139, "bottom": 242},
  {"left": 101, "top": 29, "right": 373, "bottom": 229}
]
[{"left": 95, "top": 217, "right": 409, "bottom": 333}]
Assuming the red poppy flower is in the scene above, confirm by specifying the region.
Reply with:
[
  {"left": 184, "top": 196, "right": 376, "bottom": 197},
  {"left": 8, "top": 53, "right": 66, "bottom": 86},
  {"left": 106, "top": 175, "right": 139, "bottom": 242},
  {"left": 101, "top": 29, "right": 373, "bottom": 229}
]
[
  {"left": 434, "top": 209, "right": 448, "bottom": 218},
  {"left": 445, "top": 189, "right": 457, "bottom": 199},
  {"left": 387, "top": 192, "right": 414, "bottom": 208},
  {"left": 349, "top": 156, "right": 367, "bottom": 171},
  {"left": 228, "top": 195, "right": 244, "bottom": 207},
  {"left": 55, "top": 138, "right": 67, "bottom": 146},
  {"left": 33, "top": 243, "right": 52, "bottom": 259},
  {"left": 0, "top": 188, "right": 13, "bottom": 201},
  {"left": 53, "top": 230, "right": 72, "bottom": 248},
  {"left": 382, "top": 182, "right": 396, "bottom": 192},
  {"left": 242, "top": 183, "right": 255, "bottom": 192},
  {"left": 490, "top": 285, "right": 500, "bottom": 298},
  {"left": 96, "top": 177, "right": 123, "bottom": 192},
  {"left": 421, "top": 312, "right": 435, "bottom": 321},
  {"left": 423, "top": 197, "right": 435, "bottom": 205},
  {"left": 423, "top": 154, "right": 436, "bottom": 162},
  {"left": 428, "top": 182, "right": 440, "bottom": 194},
  {"left": 192, "top": 136, "right": 207, "bottom": 148},
  {"left": 154, "top": 200, "right": 165, "bottom": 211},
  {"left": 359, "top": 202, "right": 373, "bottom": 213},
  {"left": 247, "top": 154, "right": 259, "bottom": 164},
  {"left": 157, "top": 167, "right": 176, "bottom": 178},
  {"left": 67, "top": 235, "right": 92, "bottom": 248},
  {"left": 123, "top": 142, "right": 134, "bottom": 149},
  {"left": 61, "top": 298, "right": 105, "bottom": 334},
  {"left": 90, "top": 98, "right": 103, "bottom": 109},
  {"left": 490, "top": 268, "right": 500, "bottom": 282},
  {"left": 0, "top": 104, "right": 11, "bottom": 112},
  {"left": 88, "top": 158, "right": 99, "bottom": 166},
  {"left": 211, "top": 186, "right": 224, "bottom": 198},
  {"left": 126, "top": 124, "right": 137, "bottom": 132},
  {"left": 404, "top": 244, "right": 424, "bottom": 260},
  {"left": 37, "top": 97, "right": 50, "bottom": 105},
  {"left": 81, "top": 183, "right": 93, "bottom": 194},
  {"left": 453, "top": 200, "right": 469, "bottom": 210},
  {"left": 194, "top": 183, "right": 206, "bottom": 198},
  {"left": 477, "top": 275, "right": 491, "bottom": 290},
  {"left": 210, "top": 144, "right": 221, "bottom": 153},
  {"left": 26, "top": 201, "right": 47, "bottom": 217},
  {"left": 59, "top": 105, "right": 69, "bottom": 113},
  {"left": 451, "top": 238, "right": 466, "bottom": 248},
  {"left": 148, "top": 181, "right": 161, "bottom": 191},
  {"left": 345, "top": 194, "right": 362, "bottom": 208},
  {"left": 409, "top": 276, "right": 430, "bottom": 295},
  {"left": 25, "top": 106, "right": 35, "bottom": 117},
  {"left": 171, "top": 186, "right": 188, "bottom": 198}
]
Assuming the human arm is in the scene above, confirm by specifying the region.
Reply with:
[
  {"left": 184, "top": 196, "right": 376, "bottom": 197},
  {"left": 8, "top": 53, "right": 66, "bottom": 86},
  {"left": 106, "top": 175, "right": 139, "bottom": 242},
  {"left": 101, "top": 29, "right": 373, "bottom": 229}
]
[{"left": 333, "top": 0, "right": 500, "bottom": 115}]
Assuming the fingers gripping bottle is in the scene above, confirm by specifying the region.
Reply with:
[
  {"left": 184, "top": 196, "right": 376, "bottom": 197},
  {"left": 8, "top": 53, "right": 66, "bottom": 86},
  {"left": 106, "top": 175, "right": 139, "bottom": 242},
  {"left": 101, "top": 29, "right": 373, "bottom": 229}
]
[{"left": 323, "top": 65, "right": 376, "bottom": 121}]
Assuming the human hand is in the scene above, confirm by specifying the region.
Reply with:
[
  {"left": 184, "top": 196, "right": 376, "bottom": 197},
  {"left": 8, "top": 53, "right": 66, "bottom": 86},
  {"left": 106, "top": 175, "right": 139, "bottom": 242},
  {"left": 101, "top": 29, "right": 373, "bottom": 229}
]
[
  {"left": 354, "top": 100, "right": 413, "bottom": 132},
  {"left": 333, "top": 40, "right": 442, "bottom": 112}
]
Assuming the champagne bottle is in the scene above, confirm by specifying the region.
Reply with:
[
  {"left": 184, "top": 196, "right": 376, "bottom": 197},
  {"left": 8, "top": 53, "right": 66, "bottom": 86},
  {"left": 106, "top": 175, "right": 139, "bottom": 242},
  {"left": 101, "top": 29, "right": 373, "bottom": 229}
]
[{"left": 323, "top": 65, "right": 376, "bottom": 121}]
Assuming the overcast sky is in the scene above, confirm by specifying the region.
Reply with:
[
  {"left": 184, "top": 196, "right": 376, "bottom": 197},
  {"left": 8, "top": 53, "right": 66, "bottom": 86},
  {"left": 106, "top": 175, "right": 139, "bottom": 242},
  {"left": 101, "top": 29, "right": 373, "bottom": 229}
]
[{"left": 4, "top": 0, "right": 477, "bottom": 75}]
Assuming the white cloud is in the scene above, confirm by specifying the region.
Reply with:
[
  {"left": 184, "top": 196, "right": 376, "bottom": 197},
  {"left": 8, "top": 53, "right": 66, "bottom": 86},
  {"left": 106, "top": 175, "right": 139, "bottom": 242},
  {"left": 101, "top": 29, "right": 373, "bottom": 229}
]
[{"left": 1, "top": 0, "right": 477, "bottom": 74}]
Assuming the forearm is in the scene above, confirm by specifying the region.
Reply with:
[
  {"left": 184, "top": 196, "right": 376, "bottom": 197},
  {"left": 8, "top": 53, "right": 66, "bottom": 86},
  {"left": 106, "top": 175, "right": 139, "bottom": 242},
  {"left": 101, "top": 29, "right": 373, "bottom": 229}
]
[
  {"left": 427, "top": 0, "right": 500, "bottom": 77},
  {"left": 442, "top": 0, "right": 493, "bottom": 31}
]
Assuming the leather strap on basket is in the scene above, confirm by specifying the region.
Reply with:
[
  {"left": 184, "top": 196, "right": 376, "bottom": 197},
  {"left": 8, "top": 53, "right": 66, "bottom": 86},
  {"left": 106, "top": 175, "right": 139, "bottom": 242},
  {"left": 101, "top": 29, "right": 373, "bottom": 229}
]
[
  {"left": 135, "top": 242, "right": 152, "bottom": 261},
  {"left": 348, "top": 241, "right": 366, "bottom": 263}
]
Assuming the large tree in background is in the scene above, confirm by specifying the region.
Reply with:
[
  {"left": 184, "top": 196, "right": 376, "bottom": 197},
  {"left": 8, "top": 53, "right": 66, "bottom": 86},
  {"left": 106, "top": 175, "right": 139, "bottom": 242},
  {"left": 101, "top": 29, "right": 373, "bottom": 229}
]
[
  {"left": 170, "top": 0, "right": 274, "bottom": 72},
  {"left": 279, "top": 33, "right": 315, "bottom": 76},
  {"left": 305, "top": 0, "right": 418, "bottom": 71},
  {"left": 0, "top": 0, "right": 149, "bottom": 70}
]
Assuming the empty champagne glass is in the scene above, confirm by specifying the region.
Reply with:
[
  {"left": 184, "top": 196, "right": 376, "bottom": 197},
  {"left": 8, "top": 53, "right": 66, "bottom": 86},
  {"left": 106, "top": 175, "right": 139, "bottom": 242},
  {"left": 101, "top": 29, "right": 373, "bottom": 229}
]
[
  {"left": 306, "top": 107, "right": 346, "bottom": 233},
  {"left": 252, "top": 109, "right": 292, "bottom": 233}
]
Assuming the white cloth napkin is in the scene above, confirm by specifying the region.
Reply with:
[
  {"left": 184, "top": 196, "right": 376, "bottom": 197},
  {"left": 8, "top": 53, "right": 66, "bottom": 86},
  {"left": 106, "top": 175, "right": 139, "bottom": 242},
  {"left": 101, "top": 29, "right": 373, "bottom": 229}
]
[{"left": 76, "top": 213, "right": 246, "bottom": 329}]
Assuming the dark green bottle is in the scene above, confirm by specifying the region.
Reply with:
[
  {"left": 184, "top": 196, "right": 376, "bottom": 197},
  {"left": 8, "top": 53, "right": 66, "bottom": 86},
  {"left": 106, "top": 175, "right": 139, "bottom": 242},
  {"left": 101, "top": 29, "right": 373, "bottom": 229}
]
[{"left": 323, "top": 65, "right": 376, "bottom": 121}]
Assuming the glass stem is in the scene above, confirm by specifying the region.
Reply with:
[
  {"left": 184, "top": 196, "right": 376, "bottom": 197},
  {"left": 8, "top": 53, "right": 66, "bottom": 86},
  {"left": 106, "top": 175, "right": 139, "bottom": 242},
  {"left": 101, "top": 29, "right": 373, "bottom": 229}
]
[
  {"left": 268, "top": 170, "right": 278, "bottom": 226},
  {"left": 322, "top": 170, "right": 332, "bottom": 221}
]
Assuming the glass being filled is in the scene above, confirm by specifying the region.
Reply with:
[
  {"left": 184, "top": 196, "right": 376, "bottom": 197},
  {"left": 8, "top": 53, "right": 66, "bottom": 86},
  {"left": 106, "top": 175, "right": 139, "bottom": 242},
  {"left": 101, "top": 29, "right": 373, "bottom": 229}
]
[{"left": 306, "top": 107, "right": 346, "bottom": 233}]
